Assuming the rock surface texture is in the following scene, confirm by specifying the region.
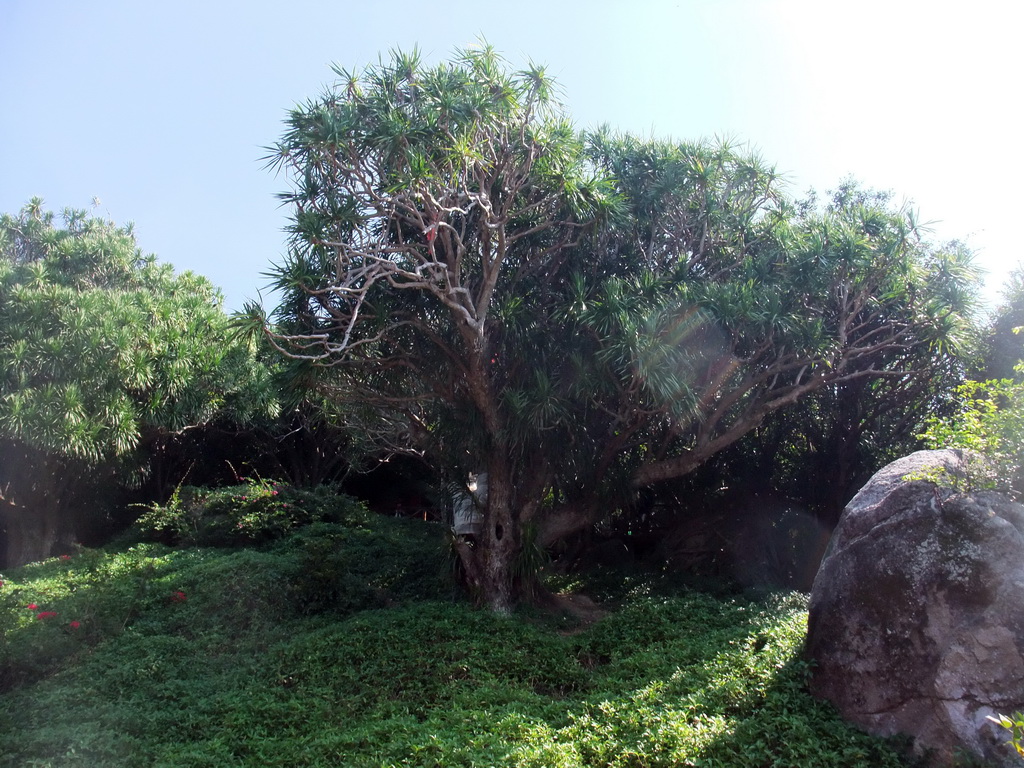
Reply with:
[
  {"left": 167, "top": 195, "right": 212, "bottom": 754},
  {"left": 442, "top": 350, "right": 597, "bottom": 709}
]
[{"left": 806, "top": 449, "right": 1024, "bottom": 766}]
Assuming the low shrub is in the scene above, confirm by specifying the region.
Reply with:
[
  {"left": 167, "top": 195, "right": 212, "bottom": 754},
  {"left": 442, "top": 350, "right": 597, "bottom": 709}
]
[
  {"left": 919, "top": 375, "right": 1024, "bottom": 497},
  {"left": 131, "top": 479, "right": 369, "bottom": 547}
]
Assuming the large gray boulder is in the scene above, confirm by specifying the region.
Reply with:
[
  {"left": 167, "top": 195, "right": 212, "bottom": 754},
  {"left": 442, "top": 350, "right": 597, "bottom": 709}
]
[{"left": 806, "top": 449, "right": 1024, "bottom": 766}]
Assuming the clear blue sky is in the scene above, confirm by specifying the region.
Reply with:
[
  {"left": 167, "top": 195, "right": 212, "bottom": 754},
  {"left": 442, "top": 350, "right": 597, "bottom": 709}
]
[{"left": 2, "top": 1, "right": 1019, "bottom": 311}]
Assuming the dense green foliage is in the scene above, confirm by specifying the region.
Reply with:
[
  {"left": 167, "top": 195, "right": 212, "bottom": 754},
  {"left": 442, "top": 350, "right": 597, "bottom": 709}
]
[
  {"left": 0, "top": 492, "right": 915, "bottom": 767},
  {"left": 0, "top": 201, "right": 272, "bottom": 461}
]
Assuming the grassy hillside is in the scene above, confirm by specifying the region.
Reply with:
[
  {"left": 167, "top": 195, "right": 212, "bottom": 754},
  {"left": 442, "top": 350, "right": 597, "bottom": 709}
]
[{"left": 0, "top": 487, "right": 912, "bottom": 767}]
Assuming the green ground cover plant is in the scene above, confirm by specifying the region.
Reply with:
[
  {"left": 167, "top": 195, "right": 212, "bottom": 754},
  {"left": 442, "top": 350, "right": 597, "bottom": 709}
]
[{"left": 0, "top": 488, "right": 915, "bottom": 767}]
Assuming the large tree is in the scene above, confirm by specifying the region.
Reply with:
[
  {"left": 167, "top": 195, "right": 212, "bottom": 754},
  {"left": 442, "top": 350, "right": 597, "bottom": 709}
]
[
  {"left": 0, "top": 201, "right": 276, "bottom": 566},
  {"left": 254, "top": 47, "right": 978, "bottom": 611}
]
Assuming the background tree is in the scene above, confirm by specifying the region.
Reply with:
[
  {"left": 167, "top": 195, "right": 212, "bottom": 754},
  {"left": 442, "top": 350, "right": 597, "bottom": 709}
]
[
  {"left": 982, "top": 263, "right": 1024, "bottom": 381},
  {"left": 912, "top": 261, "right": 1024, "bottom": 499},
  {"left": 530, "top": 139, "right": 980, "bottom": 544},
  {"left": 229, "top": 360, "right": 362, "bottom": 489},
  {"left": 0, "top": 201, "right": 277, "bottom": 566},
  {"left": 255, "top": 47, "right": 979, "bottom": 611},
  {"left": 688, "top": 223, "right": 981, "bottom": 528}
]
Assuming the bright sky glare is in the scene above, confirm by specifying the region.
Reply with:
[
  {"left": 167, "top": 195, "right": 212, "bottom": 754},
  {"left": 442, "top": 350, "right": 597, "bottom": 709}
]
[{"left": 1, "top": 0, "right": 1020, "bottom": 311}]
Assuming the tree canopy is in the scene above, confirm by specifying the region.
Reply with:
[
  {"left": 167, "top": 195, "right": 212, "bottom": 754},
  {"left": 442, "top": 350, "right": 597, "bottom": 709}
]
[
  {"left": 254, "top": 46, "right": 980, "bottom": 610},
  {"left": 0, "top": 201, "right": 277, "bottom": 566}
]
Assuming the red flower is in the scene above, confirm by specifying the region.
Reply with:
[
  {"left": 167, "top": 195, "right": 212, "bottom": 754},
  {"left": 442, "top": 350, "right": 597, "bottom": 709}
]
[
  {"left": 36, "top": 611, "right": 58, "bottom": 620},
  {"left": 60, "top": 555, "right": 72, "bottom": 561},
  {"left": 26, "top": 603, "right": 37, "bottom": 610},
  {"left": 69, "top": 620, "right": 81, "bottom": 630},
  {"left": 170, "top": 591, "right": 187, "bottom": 603}
]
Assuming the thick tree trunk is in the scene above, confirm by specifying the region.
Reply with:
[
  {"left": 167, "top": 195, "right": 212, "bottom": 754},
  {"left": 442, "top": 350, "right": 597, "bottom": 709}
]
[
  {"left": 448, "top": 444, "right": 548, "bottom": 612},
  {"left": 476, "top": 462, "right": 521, "bottom": 613},
  {"left": 463, "top": 483, "right": 605, "bottom": 610}
]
